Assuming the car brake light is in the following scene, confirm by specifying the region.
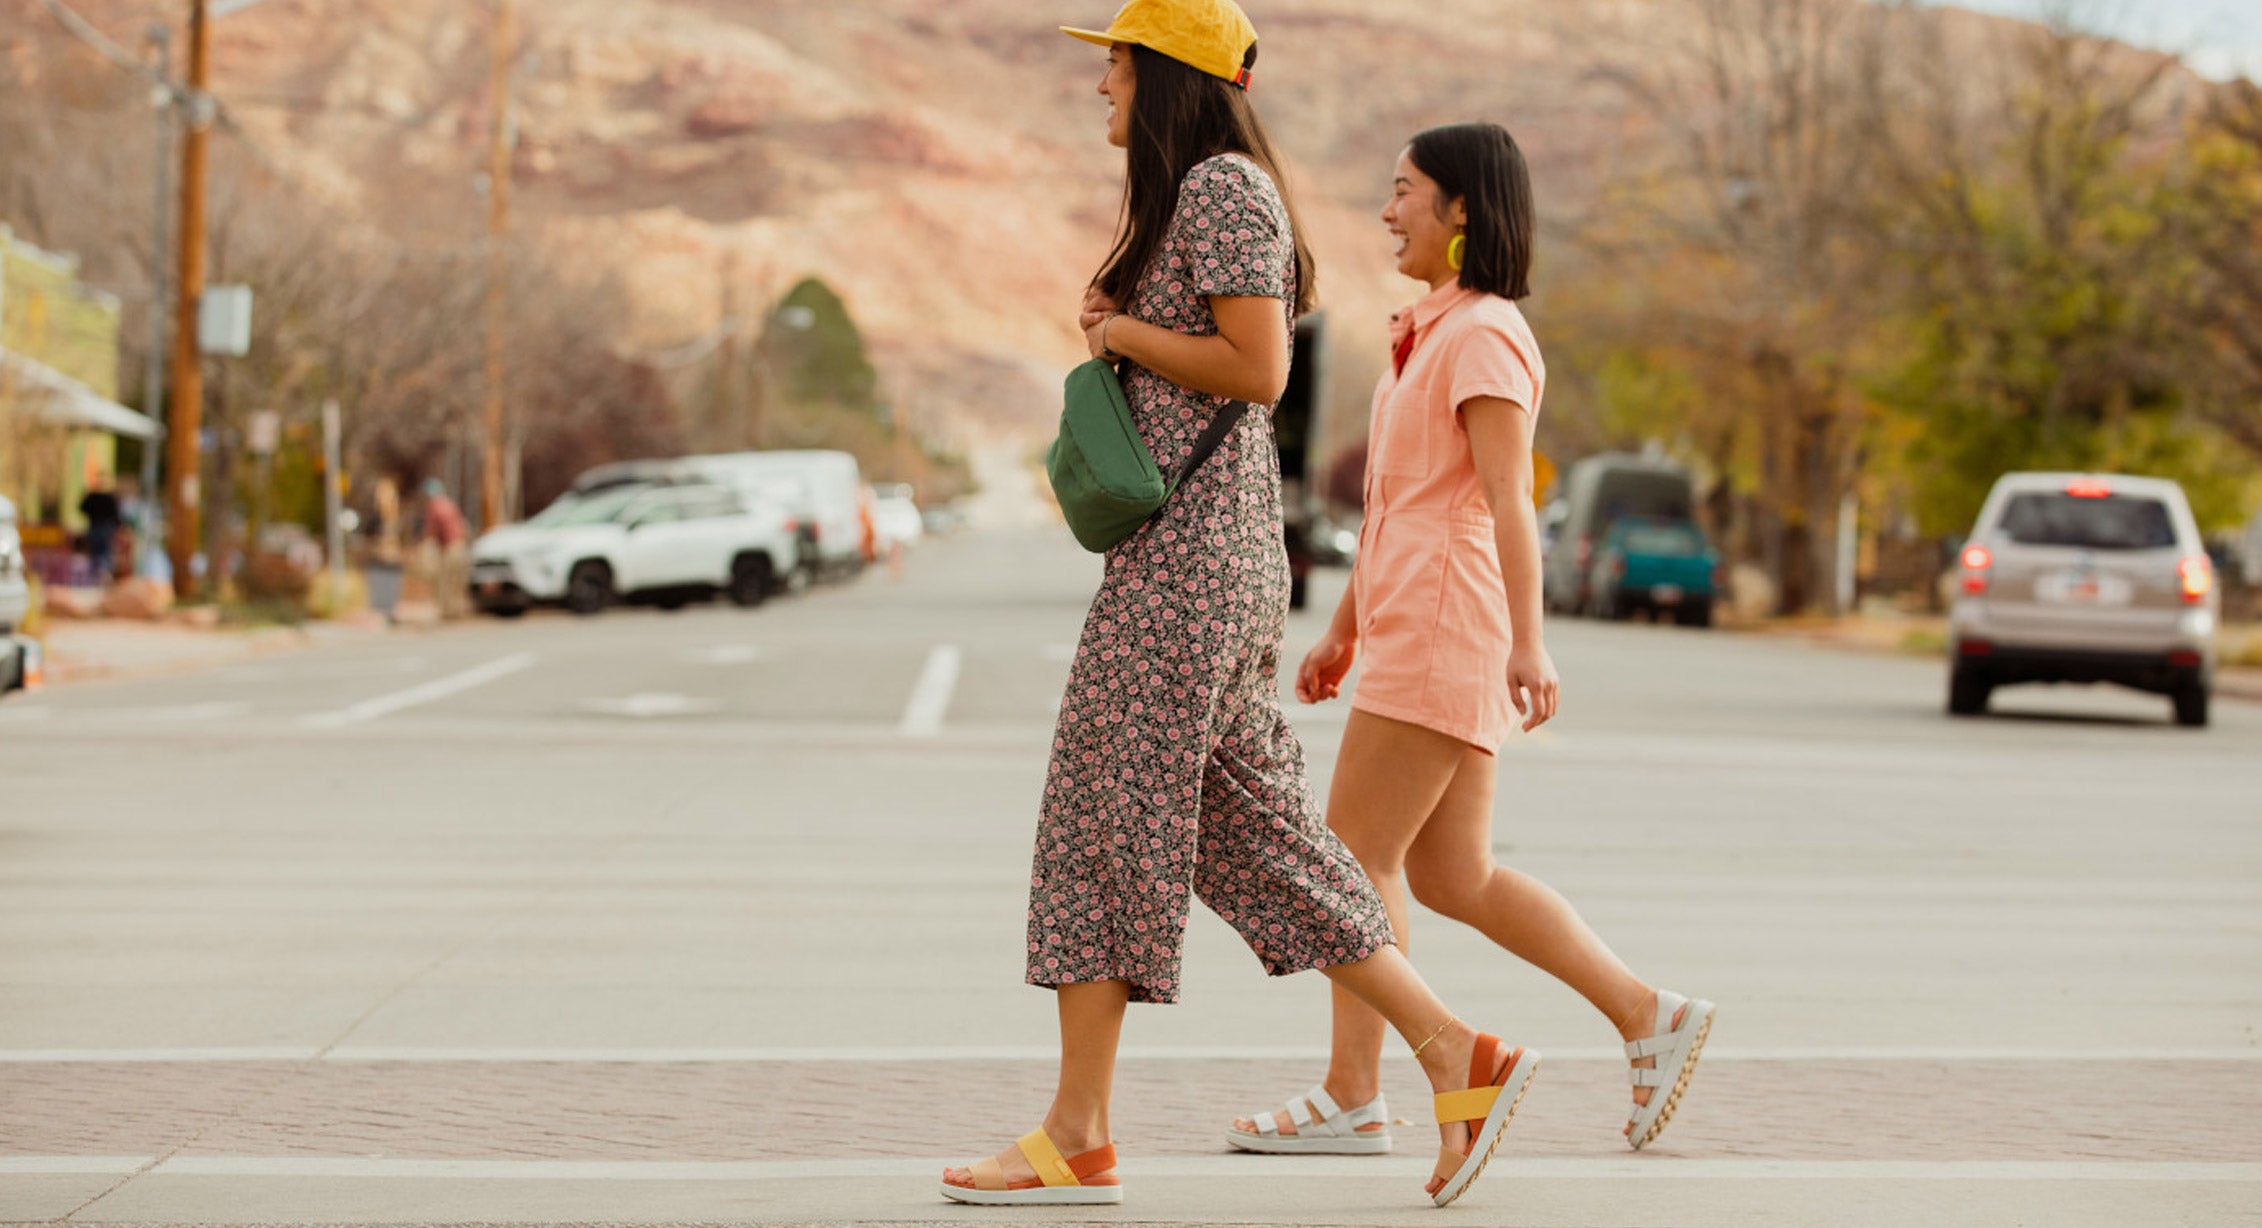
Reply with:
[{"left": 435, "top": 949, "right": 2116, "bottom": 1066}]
[
  {"left": 2065, "top": 478, "right": 2112, "bottom": 498},
  {"left": 1960, "top": 544, "right": 1991, "bottom": 594},
  {"left": 2178, "top": 555, "right": 2213, "bottom": 603},
  {"left": 2168, "top": 649, "right": 2203, "bottom": 668},
  {"left": 1957, "top": 638, "right": 1993, "bottom": 657}
]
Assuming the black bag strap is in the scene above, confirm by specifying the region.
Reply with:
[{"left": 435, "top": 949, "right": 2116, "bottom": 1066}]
[{"left": 1165, "top": 400, "right": 1257, "bottom": 495}]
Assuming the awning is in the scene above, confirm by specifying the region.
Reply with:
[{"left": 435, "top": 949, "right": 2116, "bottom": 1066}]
[{"left": 0, "top": 348, "right": 164, "bottom": 440}]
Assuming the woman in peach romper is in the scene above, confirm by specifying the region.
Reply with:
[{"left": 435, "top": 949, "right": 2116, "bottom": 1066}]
[{"left": 1228, "top": 123, "right": 1716, "bottom": 1160}]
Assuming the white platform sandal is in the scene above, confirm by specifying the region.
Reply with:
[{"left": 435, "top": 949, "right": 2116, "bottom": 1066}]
[
  {"left": 1226, "top": 1083, "right": 1392, "bottom": 1154},
  {"left": 1625, "top": 989, "right": 1715, "bottom": 1151}
]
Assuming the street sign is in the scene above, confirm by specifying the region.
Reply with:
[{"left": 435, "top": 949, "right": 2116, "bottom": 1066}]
[{"left": 198, "top": 284, "right": 252, "bottom": 356}]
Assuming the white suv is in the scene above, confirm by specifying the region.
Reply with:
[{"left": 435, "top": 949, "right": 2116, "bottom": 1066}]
[
  {"left": 1949, "top": 472, "right": 2218, "bottom": 726},
  {"left": 1, "top": 495, "right": 30, "bottom": 694},
  {"left": 469, "top": 481, "right": 800, "bottom": 617}
]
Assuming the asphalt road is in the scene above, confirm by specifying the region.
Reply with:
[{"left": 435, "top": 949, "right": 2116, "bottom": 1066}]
[{"left": 2, "top": 525, "right": 2257, "bottom": 1227}]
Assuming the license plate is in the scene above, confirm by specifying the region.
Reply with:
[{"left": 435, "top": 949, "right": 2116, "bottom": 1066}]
[
  {"left": 1649, "top": 584, "right": 1683, "bottom": 605},
  {"left": 2038, "top": 571, "right": 2131, "bottom": 605}
]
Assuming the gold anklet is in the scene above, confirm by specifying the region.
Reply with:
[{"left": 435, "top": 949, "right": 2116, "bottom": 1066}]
[{"left": 1410, "top": 1016, "right": 1458, "bottom": 1058}]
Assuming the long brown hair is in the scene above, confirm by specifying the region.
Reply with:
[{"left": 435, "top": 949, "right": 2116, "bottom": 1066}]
[{"left": 1094, "top": 44, "right": 1317, "bottom": 316}]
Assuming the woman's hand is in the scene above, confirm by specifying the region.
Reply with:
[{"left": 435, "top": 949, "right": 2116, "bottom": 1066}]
[
  {"left": 1506, "top": 642, "right": 1559, "bottom": 732},
  {"left": 1082, "top": 309, "right": 1121, "bottom": 360},
  {"left": 1296, "top": 629, "right": 1358, "bottom": 704},
  {"left": 1080, "top": 290, "right": 1120, "bottom": 358}
]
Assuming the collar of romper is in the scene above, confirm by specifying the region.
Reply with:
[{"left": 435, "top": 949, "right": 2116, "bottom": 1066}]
[{"left": 1389, "top": 282, "right": 1482, "bottom": 375}]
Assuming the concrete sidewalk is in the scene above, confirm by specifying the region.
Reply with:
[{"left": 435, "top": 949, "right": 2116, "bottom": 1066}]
[{"left": 30, "top": 617, "right": 389, "bottom": 687}]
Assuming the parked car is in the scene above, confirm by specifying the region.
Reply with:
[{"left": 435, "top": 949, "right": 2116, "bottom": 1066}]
[
  {"left": 1, "top": 495, "right": 30, "bottom": 694},
  {"left": 1544, "top": 453, "right": 1698, "bottom": 615},
  {"left": 682, "top": 451, "right": 868, "bottom": 581},
  {"left": 468, "top": 481, "right": 800, "bottom": 617},
  {"left": 1948, "top": 472, "right": 2218, "bottom": 726},
  {"left": 1588, "top": 516, "right": 1718, "bottom": 626},
  {"left": 870, "top": 486, "right": 924, "bottom": 554}
]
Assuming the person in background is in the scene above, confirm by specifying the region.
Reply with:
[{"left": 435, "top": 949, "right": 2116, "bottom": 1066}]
[
  {"left": 418, "top": 479, "right": 466, "bottom": 551},
  {"left": 77, "top": 481, "right": 122, "bottom": 584},
  {"left": 417, "top": 479, "right": 469, "bottom": 618}
]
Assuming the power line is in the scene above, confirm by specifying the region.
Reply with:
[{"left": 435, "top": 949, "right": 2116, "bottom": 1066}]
[{"left": 30, "top": 0, "right": 289, "bottom": 179}]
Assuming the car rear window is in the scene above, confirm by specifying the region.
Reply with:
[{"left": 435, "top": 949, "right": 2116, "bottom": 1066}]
[
  {"left": 1997, "top": 492, "right": 2175, "bottom": 550},
  {"left": 1619, "top": 521, "right": 1706, "bottom": 555}
]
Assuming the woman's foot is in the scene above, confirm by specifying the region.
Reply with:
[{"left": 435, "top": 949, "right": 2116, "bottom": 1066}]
[
  {"left": 939, "top": 1125, "right": 1121, "bottom": 1205},
  {"left": 1621, "top": 989, "right": 1681, "bottom": 1122},
  {"left": 941, "top": 1124, "right": 1114, "bottom": 1190},
  {"left": 1413, "top": 1022, "right": 1539, "bottom": 1203},
  {"left": 1228, "top": 1078, "right": 1389, "bottom": 1143},
  {"left": 1620, "top": 989, "right": 1716, "bottom": 1150}
]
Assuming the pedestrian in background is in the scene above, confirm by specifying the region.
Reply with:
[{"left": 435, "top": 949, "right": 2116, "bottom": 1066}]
[
  {"left": 1226, "top": 123, "right": 1715, "bottom": 1159},
  {"left": 416, "top": 479, "right": 470, "bottom": 618},
  {"left": 77, "top": 480, "right": 122, "bottom": 584},
  {"left": 942, "top": 2, "right": 1537, "bottom": 1210}
]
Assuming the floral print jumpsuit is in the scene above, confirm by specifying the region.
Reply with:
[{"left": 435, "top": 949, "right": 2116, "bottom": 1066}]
[{"left": 1026, "top": 154, "right": 1395, "bottom": 1006}]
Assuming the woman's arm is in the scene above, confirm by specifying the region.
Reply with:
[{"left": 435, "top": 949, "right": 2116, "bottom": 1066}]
[
  {"left": 1080, "top": 293, "right": 1289, "bottom": 406},
  {"left": 1462, "top": 395, "right": 1560, "bottom": 730}
]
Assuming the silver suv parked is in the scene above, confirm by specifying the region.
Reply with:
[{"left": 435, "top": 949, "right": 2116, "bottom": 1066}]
[{"left": 1948, "top": 472, "right": 2218, "bottom": 726}]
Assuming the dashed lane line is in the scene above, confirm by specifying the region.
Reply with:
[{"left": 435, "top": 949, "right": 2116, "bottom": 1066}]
[
  {"left": 898, "top": 644, "right": 961, "bottom": 738},
  {"left": 299, "top": 652, "right": 538, "bottom": 730}
]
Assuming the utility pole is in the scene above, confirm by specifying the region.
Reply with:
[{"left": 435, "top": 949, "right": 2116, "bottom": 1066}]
[
  {"left": 164, "top": 0, "right": 211, "bottom": 600},
  {"left": 479, "top": 0, "right": 516, "bottom": 530},
  {"left": 141, "top": 23, "right": 173, "bottom": 576}
]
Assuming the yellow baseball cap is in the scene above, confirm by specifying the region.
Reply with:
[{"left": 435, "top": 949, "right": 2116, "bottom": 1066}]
[{"left": 1062, "top": 0, "right": 1259, "bottom": 90}]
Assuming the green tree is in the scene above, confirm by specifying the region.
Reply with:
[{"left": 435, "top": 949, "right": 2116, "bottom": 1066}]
[{"left": 765, "top": 278, "right": 879, "bottom": 414}]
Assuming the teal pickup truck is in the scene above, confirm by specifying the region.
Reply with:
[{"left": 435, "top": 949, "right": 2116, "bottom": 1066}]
[{"left": 1588, "top": 517, "right": 1719, "bottom": 627}]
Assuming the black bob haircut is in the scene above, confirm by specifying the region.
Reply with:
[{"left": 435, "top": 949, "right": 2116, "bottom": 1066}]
[{"left": 1406, "top": 122, "right": 1534, "bottom": 301}]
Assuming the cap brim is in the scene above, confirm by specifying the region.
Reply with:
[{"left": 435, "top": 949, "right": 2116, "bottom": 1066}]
[{"left": 1060, "top": 26, "right": 1119, "bottom": 48}]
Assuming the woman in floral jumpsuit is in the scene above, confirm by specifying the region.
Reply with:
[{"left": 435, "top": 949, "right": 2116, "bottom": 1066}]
[{"left": 943, "top": 3, "right": 1538, "bottom": 1210}]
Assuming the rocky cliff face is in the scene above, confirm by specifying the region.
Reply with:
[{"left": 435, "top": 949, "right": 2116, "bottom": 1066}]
[
  {"left": 10, "top": 0, "right": 2079, "bottom": 449},
  {"left": 20, "top": 0, "right": 1638, "bottom": 443}
]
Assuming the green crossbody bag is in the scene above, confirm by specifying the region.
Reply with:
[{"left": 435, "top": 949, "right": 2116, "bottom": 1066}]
[{"left": 1045, "top": 358, "right": 1254, "bottom": 553}]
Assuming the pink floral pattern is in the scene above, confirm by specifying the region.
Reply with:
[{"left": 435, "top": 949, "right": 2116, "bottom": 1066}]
[{"left": 1026, "top": 155, "right": 1393, "bottom": 1005}]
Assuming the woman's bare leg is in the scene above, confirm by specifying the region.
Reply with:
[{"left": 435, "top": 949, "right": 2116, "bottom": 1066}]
[
  {"left": 1232, "top": 710, "right": 1463, "bottom": 1137},
  {"left": 944, "top": 980, "right": 1128, "bottom": 1186}
]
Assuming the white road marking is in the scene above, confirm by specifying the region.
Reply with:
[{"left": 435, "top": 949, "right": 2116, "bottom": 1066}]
[
  {"left": 579, "top": 693, "right": 723, "bottom": 718},
  {"left": 96, "top": 701, "right": 253, "bottom": 722},
  {"left": 898, "top": 644, "right": 961, "bottom": 738},
  {"left": 0, "top": 704, "right": 55, "bottom": 722},
  {"left": 6, "top": 1044, "right": 2258, "bottom": 1063},
  {"left": 1, "top": 1155, "right": 2253, "bottom": 1182},
  {"left": 682, "top": 644, "right": 762, "bottom": 666},
  {"left": 300, "top": 653, "right": 537, "bottom": 730}
]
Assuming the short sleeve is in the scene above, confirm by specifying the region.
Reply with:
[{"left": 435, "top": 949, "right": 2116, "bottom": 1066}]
[
  {"left": 1445, "top": 321, "right": 1540, "bottom": 418},
  {"left": 1176, "top": 155, "right": 1292, "bottom": 301}
]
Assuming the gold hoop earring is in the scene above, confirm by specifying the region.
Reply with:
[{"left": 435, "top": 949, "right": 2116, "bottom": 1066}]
[{"left": 1447, "top": 233, "right": 1466, "bottom": 272}]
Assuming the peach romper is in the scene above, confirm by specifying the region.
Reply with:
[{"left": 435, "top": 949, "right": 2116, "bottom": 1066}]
[{"left": 1351, "top": 283, "right": 1546, "bottom": 752}]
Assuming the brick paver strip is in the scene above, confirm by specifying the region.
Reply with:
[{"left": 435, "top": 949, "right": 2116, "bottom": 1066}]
[{"left": 0, "top": 1059, "right": 2242, "bottom": 1162}]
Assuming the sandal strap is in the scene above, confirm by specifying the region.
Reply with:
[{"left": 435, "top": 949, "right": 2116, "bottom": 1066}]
[
  {"left": 1626, "top": 1032, "right": 1680, "bottom": 1060},
  {"left": 1306, "top": 1083, "right": 1343, "bottom": 1122},
  {"left": 1065, "top": 1142, "right": 1118, "bottom": 1181},
  {"left": 1346, "top": 1093, "right": 1390, "bottom": 1128},
  {"left": 1250, "top": 1106, "right": 1282, "bottom": 1134},
  {"left": 1432, "top": 1144, "right": 1466, "bottom": 1183},
  {"left": 1630, "top": 1066, "right": 1670, "bottom": 1088},
  {"left": 1287, "top": 1097, "right": 1316, "bottom": 1127},
  {"left": 1015, "top": 1129, "right": 1078, "bottom": 1189},
  {"left": 1433, "top": 1084, "right": 1500, "bottom": 1124},
  {"left": 969, "top": 1156, "right": 1007, "bottom": 1192}
]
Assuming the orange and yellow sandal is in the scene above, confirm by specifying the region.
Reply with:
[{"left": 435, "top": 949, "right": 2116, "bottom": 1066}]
[
  {"left": 1427, "top": 1033, "right": 1540, "bottom": 1207},
  {"left": 938, "top": 1128, "right": 1122, "bottom": 1206}
]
